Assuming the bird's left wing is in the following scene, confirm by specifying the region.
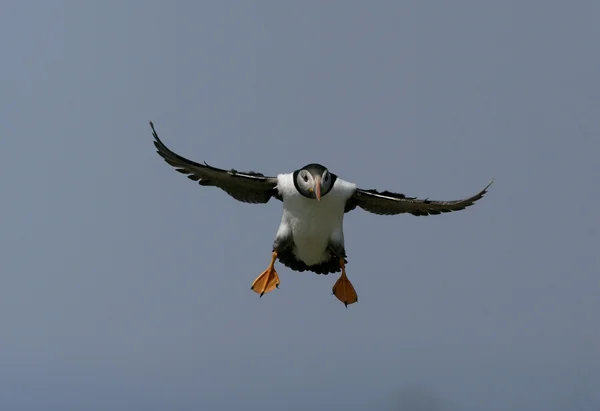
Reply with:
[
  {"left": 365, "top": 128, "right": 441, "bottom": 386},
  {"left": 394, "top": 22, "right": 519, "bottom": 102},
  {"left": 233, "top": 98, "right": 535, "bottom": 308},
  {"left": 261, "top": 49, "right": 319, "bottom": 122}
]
[
  {"left": 345, "top": 180, "right": 493, "bottom": 216},
  {"left": 151, "top": 122, "right": 281, "bottom": 204}
]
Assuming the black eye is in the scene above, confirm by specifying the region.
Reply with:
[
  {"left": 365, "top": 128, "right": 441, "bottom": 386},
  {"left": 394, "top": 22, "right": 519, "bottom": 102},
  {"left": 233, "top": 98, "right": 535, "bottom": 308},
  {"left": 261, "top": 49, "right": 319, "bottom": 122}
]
[
  {"left": 324, "top": 174, "right": 329, "bottom": 181},
  {"left": 302, "top": 174, "right": 309, "bottom": 182}
]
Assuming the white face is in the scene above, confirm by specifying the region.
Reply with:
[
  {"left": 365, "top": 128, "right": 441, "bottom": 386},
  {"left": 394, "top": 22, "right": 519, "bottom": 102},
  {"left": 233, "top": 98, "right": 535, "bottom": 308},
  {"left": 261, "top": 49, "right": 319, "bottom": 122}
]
[{"left": 296, "top": 168, "right": 333, "bottom": 201}]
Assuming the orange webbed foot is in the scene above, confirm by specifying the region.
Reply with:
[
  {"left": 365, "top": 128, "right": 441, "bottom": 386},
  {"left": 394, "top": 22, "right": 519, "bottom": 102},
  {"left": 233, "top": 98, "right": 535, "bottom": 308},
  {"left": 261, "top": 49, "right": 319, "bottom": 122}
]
[
  {"left": 332, "top": 258, "right": 358, "bottom": 308},
  {"left": 251, "top": 252, "right": 280, "bottom": 297}
]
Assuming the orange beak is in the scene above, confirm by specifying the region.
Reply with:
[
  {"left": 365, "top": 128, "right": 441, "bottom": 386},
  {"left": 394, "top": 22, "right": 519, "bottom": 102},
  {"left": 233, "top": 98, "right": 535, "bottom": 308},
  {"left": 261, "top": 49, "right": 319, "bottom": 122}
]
[{"left": 314, "top": 176, "right": 321, "bottom": 201}]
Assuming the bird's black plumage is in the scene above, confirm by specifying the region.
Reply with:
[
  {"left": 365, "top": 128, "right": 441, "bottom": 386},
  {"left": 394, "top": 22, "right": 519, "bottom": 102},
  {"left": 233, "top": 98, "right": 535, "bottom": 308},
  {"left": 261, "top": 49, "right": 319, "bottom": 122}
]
[
  {"left": 151, "top": 121, "right": 282, "bottom": 203},
  {"left": 344, "top": 180, "right": 493, "bottom": 216},
  {"left": 274, "top": 235, "right": 347, "bottom": 275}
]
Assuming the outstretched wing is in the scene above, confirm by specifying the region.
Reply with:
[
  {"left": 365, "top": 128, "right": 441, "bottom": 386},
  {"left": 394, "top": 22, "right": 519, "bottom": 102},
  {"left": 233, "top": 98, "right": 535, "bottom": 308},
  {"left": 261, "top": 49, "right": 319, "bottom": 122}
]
[
  {"left": 151, "top": 121, "right": 281, "bottom": 204},
  {"left": 345, "top": 179, "right": 493, "bottom": 216}
]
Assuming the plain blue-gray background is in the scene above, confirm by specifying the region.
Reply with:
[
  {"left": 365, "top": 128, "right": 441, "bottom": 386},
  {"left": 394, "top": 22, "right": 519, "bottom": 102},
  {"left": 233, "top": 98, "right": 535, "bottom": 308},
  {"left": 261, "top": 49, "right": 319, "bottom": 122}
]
[{"left": 2, "top": 1, "right": 599, "bottom": 410}]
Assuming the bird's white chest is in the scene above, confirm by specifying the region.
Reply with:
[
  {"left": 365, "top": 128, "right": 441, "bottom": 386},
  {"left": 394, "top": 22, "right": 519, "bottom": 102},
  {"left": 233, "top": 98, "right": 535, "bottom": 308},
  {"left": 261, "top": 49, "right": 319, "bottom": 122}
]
[
  {"left": 286, "top": 195, "right": 341, "bottom": 237},
  {"left": 275, "top": 174, "right": 356, "bottom": 266}
]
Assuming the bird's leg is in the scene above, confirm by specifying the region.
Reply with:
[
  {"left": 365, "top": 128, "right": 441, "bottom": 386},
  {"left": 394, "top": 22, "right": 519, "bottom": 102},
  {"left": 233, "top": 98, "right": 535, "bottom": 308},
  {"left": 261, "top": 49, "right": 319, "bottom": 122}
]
[
  {"left": 332, "top": 257, "right": 358, "bottom": 308},
  {"left": 251, "top": 251, "right": 280, "bottom": 298}
]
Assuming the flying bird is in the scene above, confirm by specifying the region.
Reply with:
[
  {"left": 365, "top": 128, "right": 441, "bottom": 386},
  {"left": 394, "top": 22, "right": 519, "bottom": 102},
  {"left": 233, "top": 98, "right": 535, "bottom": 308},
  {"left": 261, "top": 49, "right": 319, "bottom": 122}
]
[{"left": 150, "top": 122, "right": 493, "bottom": 307}]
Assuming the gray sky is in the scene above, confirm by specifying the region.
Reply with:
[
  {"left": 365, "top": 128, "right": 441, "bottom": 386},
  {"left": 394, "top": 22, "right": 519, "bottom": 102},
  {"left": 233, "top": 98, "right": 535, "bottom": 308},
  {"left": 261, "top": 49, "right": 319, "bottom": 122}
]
[{"left": 2, "top": 1, "right": 599, "bottom": 410}]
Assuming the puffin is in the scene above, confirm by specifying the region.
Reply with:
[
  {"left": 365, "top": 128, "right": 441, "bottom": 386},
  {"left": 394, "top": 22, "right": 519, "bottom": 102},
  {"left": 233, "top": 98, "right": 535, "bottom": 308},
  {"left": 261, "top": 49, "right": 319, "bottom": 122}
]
[{"left": 150, "top": 122, "right": 493, "bottom": 307}]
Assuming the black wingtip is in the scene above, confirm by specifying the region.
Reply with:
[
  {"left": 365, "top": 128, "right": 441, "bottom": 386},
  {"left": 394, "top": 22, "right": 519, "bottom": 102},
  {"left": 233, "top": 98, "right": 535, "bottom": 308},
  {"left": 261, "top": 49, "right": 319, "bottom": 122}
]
[
  {"left": 149, "top": 120, "right": 160, "bottom": 142},
  {"left": 477, "top": 178, "right": 495, "bottom": 199}
]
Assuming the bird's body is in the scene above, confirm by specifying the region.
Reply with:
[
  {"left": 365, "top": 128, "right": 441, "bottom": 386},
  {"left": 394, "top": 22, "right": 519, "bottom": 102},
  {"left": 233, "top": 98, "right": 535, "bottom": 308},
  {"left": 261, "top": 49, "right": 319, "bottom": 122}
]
[
  {"left": 150, "top": 121, "right": 493, "bottom": 307},
  {"left": 274, "top": 173, "right": 356, "bottom": 272}
]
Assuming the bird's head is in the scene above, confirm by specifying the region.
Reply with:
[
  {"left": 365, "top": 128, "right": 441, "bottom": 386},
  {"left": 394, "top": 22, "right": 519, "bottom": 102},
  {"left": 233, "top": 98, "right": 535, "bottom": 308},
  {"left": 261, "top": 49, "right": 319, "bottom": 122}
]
[{"left": 293, "top": 163, "right": 337, "bottom": 201}]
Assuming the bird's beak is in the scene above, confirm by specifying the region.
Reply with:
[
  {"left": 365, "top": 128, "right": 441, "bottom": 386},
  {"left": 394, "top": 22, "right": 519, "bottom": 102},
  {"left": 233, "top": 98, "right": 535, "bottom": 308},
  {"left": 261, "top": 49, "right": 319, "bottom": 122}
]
[{"left": 314, "top": 176, "right": 321, "bottom": 201}]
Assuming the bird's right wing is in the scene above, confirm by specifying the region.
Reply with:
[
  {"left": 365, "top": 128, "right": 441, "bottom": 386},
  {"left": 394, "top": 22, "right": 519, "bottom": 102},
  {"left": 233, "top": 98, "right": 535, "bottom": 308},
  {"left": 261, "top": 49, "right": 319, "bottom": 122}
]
[{"left": 151, "top": 122, "right": 281, "bottom": 204}]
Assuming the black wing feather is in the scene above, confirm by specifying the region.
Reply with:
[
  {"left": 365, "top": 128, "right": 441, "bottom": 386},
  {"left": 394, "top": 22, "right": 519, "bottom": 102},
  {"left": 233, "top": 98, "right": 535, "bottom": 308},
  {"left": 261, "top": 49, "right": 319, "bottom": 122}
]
[
  {"left": 150, "top": 121, "right": 281, "bottom": 203},
  {"left": 345, "top": 180, "right": 493, "bottom": 216}
]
